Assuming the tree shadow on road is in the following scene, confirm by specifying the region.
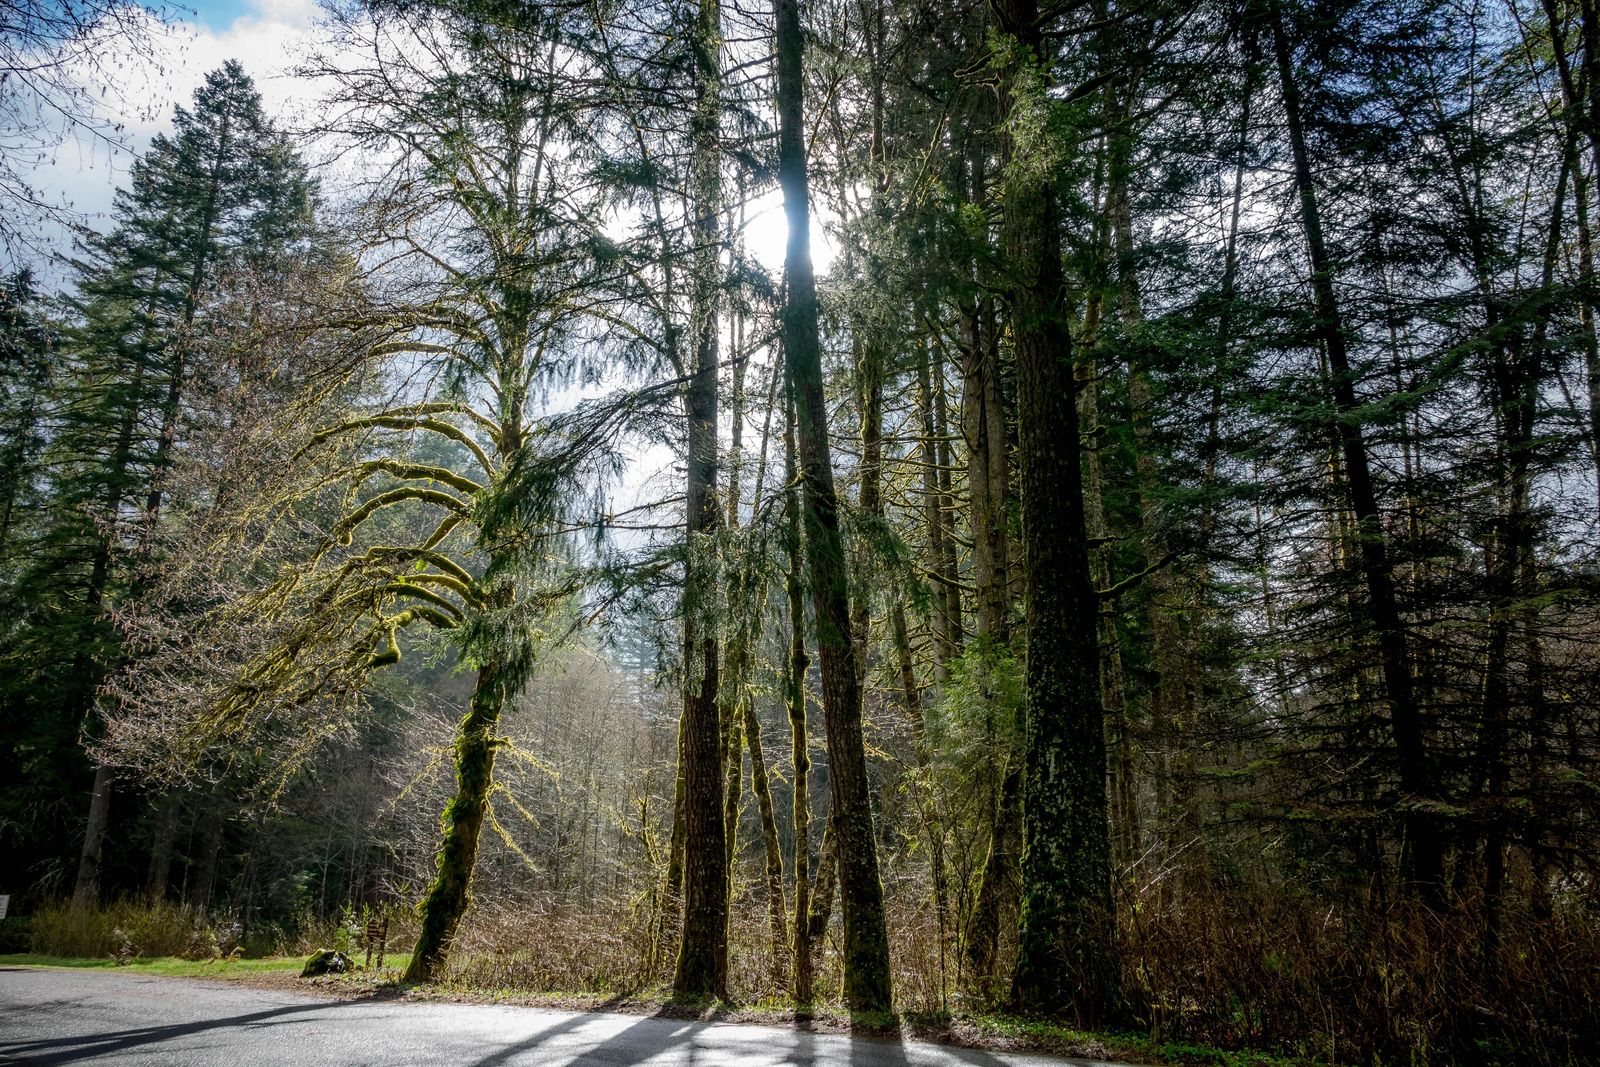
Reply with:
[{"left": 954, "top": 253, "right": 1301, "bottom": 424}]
[
  {"left": 455, "top": 998, "right": 1039, "bottom": 1067},
  {"left": 837, "top": 1012, "right": 1027, "bottom": 1067},
  {"left": 0, "top": 1001, "right": 341, "bottom": 1064}
]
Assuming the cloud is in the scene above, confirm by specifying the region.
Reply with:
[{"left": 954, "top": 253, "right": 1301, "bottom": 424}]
[
  {"left": 23, "top": 2, "right": 325, "bottom": 283},
  {"left": 245, "top": 0, "right": 320, "bottom": 27}
]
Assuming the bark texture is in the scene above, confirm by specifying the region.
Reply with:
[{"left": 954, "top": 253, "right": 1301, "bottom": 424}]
[
  {"left": 404, "top": 664, "right": 506, "bottom": 983},
  {"left": 775, "top": 0, "right": 893, "bottom": 1013},
  {"left": 674, "top": 0, "right": 729, "bottom": 996},
  {"left": 993, "top": 0, "right": 1123, "bottom": 1022}
]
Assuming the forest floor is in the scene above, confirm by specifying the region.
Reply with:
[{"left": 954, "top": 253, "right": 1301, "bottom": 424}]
[{"left": 0, "top": 954, "right": 1308, "bottom": 1066}]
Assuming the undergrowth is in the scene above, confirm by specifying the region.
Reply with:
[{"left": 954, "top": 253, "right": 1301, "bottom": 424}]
[{"left": 18, "top": 880, "right": 1595, "bottom": 1066}]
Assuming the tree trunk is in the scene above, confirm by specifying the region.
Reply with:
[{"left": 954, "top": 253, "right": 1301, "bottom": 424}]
[
  {"left": 994, "top": 0, "right": 1123, "bottom": 1023},
  {"left": 1572, "top": 161, "right": 1600, "bottom": 498},
  {"left": 188, "top": 803, "right": 223, "bottom": 910},
  {"left": 962, "top": 299, "right": 1012, "bottom": 645},
  {"left": 71, "top": 765, "right": 114, "bottom": 909},
  {"left": 73, "top": 166, "right": 214, "bottom": 903},
  {"left": 775, "top": 0, "right": 893, "bottom": 1013},
  {"left": 147, "top": 793, "right": 180, "bottom": 901},
  {"left": 63, "top": 354, "right": 148, "bottom": 903},
  {"left": 744, "top": 696, "right": 789, "bottom": 988},
  {"left": 404, "top": 663, "right": 508, "bottom": 983},
  {"left": 1076, "top": 281, "right": 1140, "bottom": 872},
  {"left": 722, "top": 699, "right": 743, "bottom": 878},
  {"left": 1479, "top": 111, "right": 1569, "bottom": 968},
  {"left": 806, "top": 819, "right": 838, "bottom": 952},
  {"left": 850, "top": 336, "right": 883, "bottom": 687},
  {"left": 931, "top": 352, "right": 965, "bottom": 655},
  {"left": 660, "top": 726, "right": 688, "bottom": 962},
  {"left": 965, "top": 758, "right": 1021, "bottom": 983},
  {"left": 784, "top": 399, "right": 816, "bottom": 1005},
  {"left": 1539, "top": 0, "right": 1600, "bottom": 507},
  {"left": 917, "top": 343, "right": 958, "bottom": 681},
  {"left": 1107, "top": 139, "right": 1175, "bottom": 858},
  {"left": 673, "top": 0, "right": 729, "bottom": 998}
]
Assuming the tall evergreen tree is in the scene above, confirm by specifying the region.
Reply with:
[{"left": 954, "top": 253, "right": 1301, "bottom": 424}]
[
  {"left": 674, "top": 0, "right": 731, "bottom": 999},
  {"left": 774, "top": 0, "right": 894, "bottom": 1014},
  {"left": 0, "top": 271, "right": 55, "bottom": 558},
  {"left": 0, "top": 61, "right": 314, "bottom": 902},
  {"left": 990, "top": 0, "right": 1124, "bottom": 1023}
]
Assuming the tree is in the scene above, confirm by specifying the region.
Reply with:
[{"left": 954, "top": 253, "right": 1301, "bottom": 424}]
[
  {"left": 0, "top": 271, "right": 55, "bottom": 555},
  {"left": 674, "top": 0, "right": 731, "bottom": 998},
  {"left": 990, "top": 0, "right": 1123, "bottom": 1023},
  {"left": 0, "top": 0, "right": 174, "bottom": 264},
  {"left": 297, "top": 1, "right": 620, "bottom": 983},
  {"left": 0, "top": 61, "right": 314, "bottom": 903},
  {"left": 1266, "top": 0, "right": 1444, "bottom": 899},
  {"left": 774, "top": 0, "right": 893, "bottom": 1014}
]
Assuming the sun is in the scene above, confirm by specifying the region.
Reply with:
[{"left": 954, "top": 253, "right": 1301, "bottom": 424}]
[{"left": 737, "top": 185, "right": 835, "bottom": 277}]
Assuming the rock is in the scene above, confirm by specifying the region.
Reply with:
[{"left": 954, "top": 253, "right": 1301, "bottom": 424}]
[{"left": 300, "top": 949, "right": 352, "bottom": 978}]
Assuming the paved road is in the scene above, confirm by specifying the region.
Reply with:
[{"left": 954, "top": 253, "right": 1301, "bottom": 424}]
[{"left": 0, "top": 967, "right": 1131, "bottom": 1067}]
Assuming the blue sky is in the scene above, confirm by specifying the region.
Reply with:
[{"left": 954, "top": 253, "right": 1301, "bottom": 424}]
[
  {"left": 180, "top": 0, "right": 261, "bottom": 30},
  {"left": 176, "top": 0, "right": 320, "bottom": 32}
]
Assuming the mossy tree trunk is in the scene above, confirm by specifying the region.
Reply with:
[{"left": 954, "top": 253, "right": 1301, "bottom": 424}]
[
  {"left": 673, "top": 0, "right": 728, "bottom": 998},
  {"left": 961, "top": 286, "right": 1020, "bottom": 983},
  {"left": 965, "top": 759, "right": 1021, "bottom": 984},
  {"left": 404, "top": 662, "right": 507, "bottom": 983},
  {"left": 962, "top": 297, "right": 1012, "bottom": 647},
  {"left": 783, "top": 397, "right": 816, "bottom": 1005},
  {"left": 994, "top": 0, "right": 1123, "bottom": 1024},
  {"left": 775, "top": 0, "right": 893, "bottom": 1014},
  {"left": 722, "top": 691, "right": 743, "bottom": 877},
  {"left": 916, "top": 345, "right": 958, "bottom": 683},
  {"left": 931, "top": 352, "right": 965, "bottom": 657},
  {"left": 744, "top": 695, "right": 789, "bottom": 987}
]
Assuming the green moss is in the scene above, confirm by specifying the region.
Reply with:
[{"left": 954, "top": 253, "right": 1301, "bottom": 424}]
[{"left": 404, "top": 666, "right": 505, "bottom": 983}]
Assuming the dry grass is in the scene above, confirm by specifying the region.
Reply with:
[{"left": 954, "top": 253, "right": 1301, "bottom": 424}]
[
  {"left": 1124, "top": 883, "right": 1600, "bottom": 1066},
  {"left": 29, "top": 899, "right": 226, "bottom": 960},
  {"left": 426, "top": 877, "right": 1597, "bottom": 1065}
]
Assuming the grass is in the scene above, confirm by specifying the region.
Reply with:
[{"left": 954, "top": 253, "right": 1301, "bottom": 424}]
[
  {"left": 1, "top": 953, "right": 304, "bottom": 976},
  {"left": 0, "top": 952, "right": 412, "bottom": 980}
]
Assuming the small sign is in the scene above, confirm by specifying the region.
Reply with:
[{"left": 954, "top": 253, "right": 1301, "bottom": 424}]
[{"left": 0, "top": 895, "right": 9, "bottom": 920}]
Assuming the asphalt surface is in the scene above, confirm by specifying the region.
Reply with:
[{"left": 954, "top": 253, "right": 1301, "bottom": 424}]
[{"left": 0, "top": 967, "right": 1133, "bottom": 1067}]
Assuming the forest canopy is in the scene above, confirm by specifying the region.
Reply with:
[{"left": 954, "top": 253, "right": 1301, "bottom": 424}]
[{"left": 1, "top": 0, "right": 1597, "bottom": 1063}]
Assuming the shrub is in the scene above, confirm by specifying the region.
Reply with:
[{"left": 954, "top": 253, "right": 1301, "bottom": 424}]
[
  {"left": 0, "top": 916, "right": 33, "bottom": 954},
  {"left": 30, "top": 899, "right": 225, "bottom": 961}
]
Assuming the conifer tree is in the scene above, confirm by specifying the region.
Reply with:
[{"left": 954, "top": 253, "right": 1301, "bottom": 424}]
[
  {"left": 0, "top": 62, "right": 314, "bottom": 899},
  {"left": 674, "top": 0, "right": 731, "bottom": 999},
  {"left": 774, "top": 0, "right": 893, "bottom": 1013},
  {"left": 0, "top": 271, "right": 55, "bottom": 558}
]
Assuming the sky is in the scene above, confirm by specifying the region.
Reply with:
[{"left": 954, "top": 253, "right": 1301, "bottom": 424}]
[{"left": 25, "top": 0, "right": 325, "bottom": 284}]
